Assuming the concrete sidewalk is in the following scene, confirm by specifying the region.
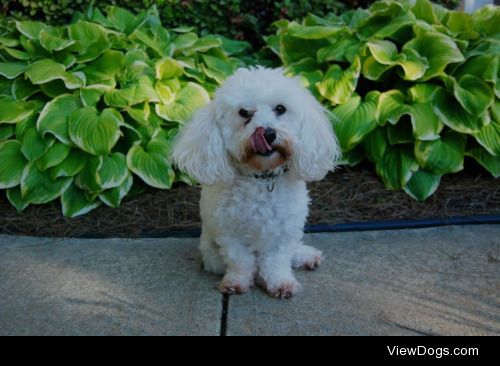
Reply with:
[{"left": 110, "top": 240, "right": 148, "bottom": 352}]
[{"left": 0, "top": 225, "right": 499, "bottom": 336}]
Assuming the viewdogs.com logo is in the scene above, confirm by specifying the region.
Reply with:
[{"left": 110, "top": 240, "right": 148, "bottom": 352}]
[{"left": 387, "top": 346, "right": 479, "bottom": 359}]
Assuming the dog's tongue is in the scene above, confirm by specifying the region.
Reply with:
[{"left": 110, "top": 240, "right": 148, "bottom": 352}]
[{"left": 251, "top": 127, "right": 273, "bottom": 154}]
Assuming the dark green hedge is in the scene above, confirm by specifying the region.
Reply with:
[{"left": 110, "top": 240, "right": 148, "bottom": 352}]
[{"left": 1, "top": 0, "right": 461, "bottom": 49}]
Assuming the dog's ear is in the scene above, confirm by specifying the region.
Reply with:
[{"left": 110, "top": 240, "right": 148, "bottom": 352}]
[
  {"left": 292, "top": 90, "right": 341, "bottom": 182},
  {"left": 171, "top": 101, "right": 234, "bottom": 185}
]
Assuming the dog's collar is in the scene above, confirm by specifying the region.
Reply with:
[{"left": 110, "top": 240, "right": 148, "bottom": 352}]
[{"left": 253, "top": 165, "right": 289, "bottom": 192}]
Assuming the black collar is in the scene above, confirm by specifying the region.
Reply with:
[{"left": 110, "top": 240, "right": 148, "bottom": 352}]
[{"left": 253, "top": 165, "right": 289, "bottom": 192}]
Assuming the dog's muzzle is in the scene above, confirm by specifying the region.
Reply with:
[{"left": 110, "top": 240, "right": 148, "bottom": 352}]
[{"left": 250, "top": 127, "right": 276, "bottom": 156}]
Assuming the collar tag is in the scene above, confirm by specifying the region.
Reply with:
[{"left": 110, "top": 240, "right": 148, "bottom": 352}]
[{"left": 266, "top": 176, "right": 275, "bottom": 192}]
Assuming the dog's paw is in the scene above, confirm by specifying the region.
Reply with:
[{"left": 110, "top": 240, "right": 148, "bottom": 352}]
[
  {"left": 218, "top": 277, "right": 252, "bottom": 295},
  {"left": 267, "top": 280, "right": 301, "bottom": 299},
  {"left": 292, "top": 245, "right": 323, "bottom": 271},
  {"left": 203, "top": 259, "right": 226, "bottom": 275}
]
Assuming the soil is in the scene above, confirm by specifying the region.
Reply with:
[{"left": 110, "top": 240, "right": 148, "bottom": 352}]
[{"left": 0, "top": 162, "right": 499, "bottom": 238}]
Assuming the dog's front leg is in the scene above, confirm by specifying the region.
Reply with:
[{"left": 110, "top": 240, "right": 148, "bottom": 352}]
[
  {"left": 217, "top": 237, "right": 256, "bottom": 295},
  {"left": 258, "top": 246, "right": 301, "bottom": 299}
]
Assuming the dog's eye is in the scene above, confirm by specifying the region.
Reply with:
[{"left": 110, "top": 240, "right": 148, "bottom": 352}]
[
  {"left": 239, "top": 108, "right": 252, "bottom": 119},
  {"left": 275, "top": 105, "right": 287, "bottom": 116}
]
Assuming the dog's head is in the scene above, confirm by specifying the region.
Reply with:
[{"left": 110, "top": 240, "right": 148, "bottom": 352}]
[{"left": 172, "top": 67, "right": 340, "bottom": 185}]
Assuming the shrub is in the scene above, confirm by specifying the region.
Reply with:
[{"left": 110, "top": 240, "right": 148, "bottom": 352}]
[
  {"left": 160, "top": 0, "right": 346, "bottom": 49},
  {"left": 0, "top": 5, "right": 249, "bottom": 217},
  {"left": 0, "top": 1, "right": 462, "bottom": 49},
  {"left": 0, "top": 0, "right": 159, "bottom": 24},
  {"left": 269, "top": 0, "right": 499, "bottom": 201}
]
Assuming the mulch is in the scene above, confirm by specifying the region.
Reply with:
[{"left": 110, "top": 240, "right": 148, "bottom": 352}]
[{"left": 0, "top": 162, "right": 499, "bottom": 238}]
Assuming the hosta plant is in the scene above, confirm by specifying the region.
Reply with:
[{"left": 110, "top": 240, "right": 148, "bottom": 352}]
[
  {"left": 0, "top": 5, "right": 249, "bottom": 217},
  {"left": 269, "top": 0, "right": 499, "bottom": 201}
]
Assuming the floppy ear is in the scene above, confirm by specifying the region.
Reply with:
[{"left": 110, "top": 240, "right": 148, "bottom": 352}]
[
  {"left": 292, "top": 91, "right": 341, "bottom": 182},
  {"left": 171, "top": 101, "right": 234, "bottom": 185}
]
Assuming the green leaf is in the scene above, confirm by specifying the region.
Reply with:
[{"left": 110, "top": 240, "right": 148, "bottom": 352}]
[
  {"left": 49, "top": 149, "right": 88, "bottom": 180},
  {"left": 317, "top": 36, "right": 361, "bottom": 63},
  {"left": 35, "top": 142, "right": 71, "bottom": 171},
  {"left": 411, "top": 0, "right": 439, "bottom": 25},
  {"left": 37, "top": 94, "right": 81, "bottom": 145},
  {"left": 316, "top": 56, "right": 361, "bottom": 105},
  {"left": 376, "top": 146, "right": 419, "bottom": 190},
  {"left": 156, "top": 82, "right": 210, "bottom": 124},
  {"left": 6, "top": 187, "right": 29, "bottom": 213},
  {"left": 25, "top": 59, "right": 65, "bottom": 84},
  {"left": 99, "top": 172, "right": 133, "bottom": 208},
  {"left": 19, "top": 126, "right": 53, "bottom": 162},
  {"left": 0, "top": 62, "right": 28, "bottom": 79},
  {"left": 338, "top": 145, "right": 365, "bottom": 167},
  {"left": 0, "top": 140, "right": 27, "bottom": 189},
  {"left": 365, "top": 40, "right": 428, "bottom": 81},
  {"left": 74, "top": 156, "right": 102, "bottom": 193},
  {"left": 127, "top": 136, "right": 175, "bottom": 189},
  {"left": 106, "top": 6, "right": 145, "bottom": 35},
  {"left": 331, "top": 91, "right": 379, "bottom": 152},
  {"left": 408, "top": 83, "right": 441, "bottom": 103},
  {"left": 61, "top": 184, "right": 101, "bottom": 218},
  {"left": 80, "top": 87, "right": 104, "bottom": 107},
  {"left": 373, "top": 14, "right": 415, "bottom": 39},
  {"left": 21, "top": 163, "right": 72, "bottom": 204},
  {"left": 473, "top": 120, "right": 500, "bottom": 157},
  {"left": 406, "top": 102, "right": 443, "bottom": 141},
  {"left": 0, "top": 125, "right": 15, "bottom": 141},
  {"left": 362, "top": 127, "right": 388, "bottom": 163},
  {"left": 126, "top": 102, "right": 150, "bottom": 126},
  {"left": 104, "top": 76, "right": 158, "bottom": 108},
  {"left": 466, "top": 147, "right": 500, "bottom": 178},
  {"left": 201, "top": 54, "right": 238, "bottom": 83},
  {"left": 15, "top": 20, "right": 49, "bottom": 40},
  {"left": 376, "top": 90, "right": 406, "bottom": 125},
  {"left": 155, "top": 57, "right": 184, "bottom": 80},
  {"left": 3, "top": 47, "right": 32, "bottom": 61},
  {"left": 68, "top": 21, "right": 110, "bottom": 62},
  {"left": 414, "top": 131, "right": 466, "bottom": 175},
  {"left": 0, "top": 96, "right": 39, "bottom": 124},
  {"left": 98, "top": 153, "right": 129, "bottom": 190},
  {"left": 362, "top": 55, "right": 391, "bottom": 81},
  {"left": 452, "top": 75, "right": 494, "bottom": 117},
  {"left": 173, "top": 32, "right": 198, "bottom": 50},
  {"left": 402, "top": 29, "right": 464, "bottom": 81},
  {"left": 155, "top": 80, "right": 176, "bottom": 105},
  {"left": 279, "top": 31, "right": 329, "bottom": 66},
  {"left": 68, "top": 107, "right": 123, "bottom": 156},
  {"left": 0, "top": 37, "right": 19, "bottom": 48},
  {"left": 287, "top": 22, "right": 345, "bottom": 39},
  {"left": 25, "top": 59, "right": 84, "bottom": 89},
  {"left": 218, "top": 36, "right": 250, "bottom": 55},
  {"left": 39, "top": 29, "right": 75, "bottom": 52},
  {"left": 185, "top": 36, "right": 222, "bottom": 53},
  {"left": 0, "top": 78, "right": 11, "bottom": 97},
  {"left": 12, "top": 78, "right": 39, "bottom": 101},
  {"left": 366, "top": 40, "right": 398, "bottom": 64},
  {"left": 433, "top": 88, "right": 484, "bottom": 134},
  {"left": 453, "top": 54, "right": 498, "bottom": 84},
  {"left": 472, "top": 5, "right": 500, "bottom": 36},
  {"left": 83, "top": 49, "right": 125, "bottom": 82},
  {"left": 404, "top": 169, "right": 441, "bottom": 201},
  {"left": 446, "top": 11, "right": 479, "bottom": 40}
]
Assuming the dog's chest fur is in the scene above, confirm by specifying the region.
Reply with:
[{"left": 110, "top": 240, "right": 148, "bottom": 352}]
[{"left": 200, "top": 175, "right": 309, "bottom": 249}]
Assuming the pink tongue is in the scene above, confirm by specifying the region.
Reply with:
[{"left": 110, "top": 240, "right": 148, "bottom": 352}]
[{"left": 251, "top": 127, "right": 273, "bottom": 154}]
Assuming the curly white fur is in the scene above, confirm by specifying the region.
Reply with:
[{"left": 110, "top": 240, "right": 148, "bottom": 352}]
[{"left": 172, "top": 67, "right": 340, "bottom": 299}]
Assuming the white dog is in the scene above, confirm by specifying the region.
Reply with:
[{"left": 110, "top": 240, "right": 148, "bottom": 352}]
[{"left": 172, "top": 67, "right": 340, "bottom": 298}]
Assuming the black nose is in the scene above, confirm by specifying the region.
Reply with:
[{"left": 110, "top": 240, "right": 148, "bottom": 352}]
[{"left": 263, "top": 127, "right": 276, "bottom": 144}]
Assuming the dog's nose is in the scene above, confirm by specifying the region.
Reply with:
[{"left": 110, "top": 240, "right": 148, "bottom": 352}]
[{"left": 263, "top": 127, "right": 276, "bottom": 144}]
